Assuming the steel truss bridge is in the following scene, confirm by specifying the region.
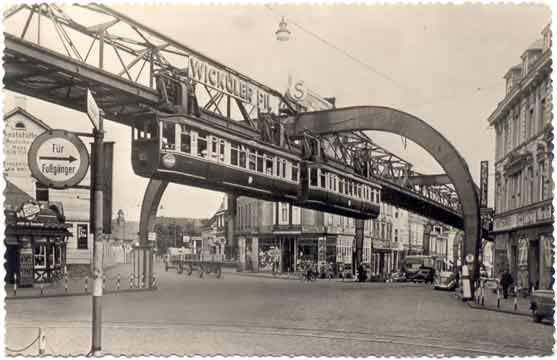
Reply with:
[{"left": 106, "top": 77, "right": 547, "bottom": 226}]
[{"left": 3, "top": 4, "right": 482, "bottom": 283}]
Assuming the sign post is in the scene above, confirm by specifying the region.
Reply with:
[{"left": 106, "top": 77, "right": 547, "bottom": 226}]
[{"left": 87, "top": 90, "right": 104, "bottom": 356}]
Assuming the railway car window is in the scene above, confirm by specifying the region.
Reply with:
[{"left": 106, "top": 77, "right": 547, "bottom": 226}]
[
  {"left": 256, "top": 151, "right": 264, "bottom": 173},
  {"left": 239, "top": 145, "right": 247, "bottom": 168},
  {"left": 333, "top": 176, "right": 337, "bottom": 192},
  {"left": 220, "top": 140, "right": 226, "bottom": 162},
  {"left": 211, "top": 137, "right": 219, "bottom": 161},
  {"left": 180, "top": 125, "right": 192, "bottom": 154},
  {"left": 161, "top": 122, "right": 176, "bottom": 150},
  {"left": 357, "top": 184, "right": 362, "bottom": 198},
  {"left": 265, "top": 155, "right": 274, "bottom": 175},
  {"left": 377, "top": 190, "right": 381, "bottom": 203},
  {"left": 248, "top": 150, "right": 256, "bottom": 171},
  {"left": 282, "top": 160, "right": 287, "bottom": 179},
  {"left": 320, "top": 170, "right": 326, "bottom": 189},
  {"left": 230, "top": 142, "right": 239, "bottom": 166},
  {"left": 291, "top": 163, "right": 299, "bottom": 182},
  {"left": 310, "top": 168, "right": 318, "bottom": 187},
  {"left": 339, "top": 178, "right": 344, "bottom": 194},
  {"left": 197, "top": 131, "right": 208, "bottom": 158}
]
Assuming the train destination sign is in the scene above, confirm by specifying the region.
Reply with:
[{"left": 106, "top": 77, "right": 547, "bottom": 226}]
[
  {"left": 188, "top": 56, "right": 271, "bottom": 111},
  {"left": 28, "top": 129, "right": 90, "bottom": 189}
]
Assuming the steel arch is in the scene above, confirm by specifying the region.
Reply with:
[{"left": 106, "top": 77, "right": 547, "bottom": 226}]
[{"left": 287, "top": 105, "right": 481, "bottom": 282}]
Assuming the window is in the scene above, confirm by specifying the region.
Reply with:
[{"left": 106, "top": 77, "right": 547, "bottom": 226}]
[
  {"left": 180, "top": 125, "right": 192, "bottom": 154},
  {"left": 394, "top": 229, "right": 398, "bottom": 242},
  {"left": 539, "top": 160, "right": 547, "bottom": 201},
  {"left": 34, "top": 244, "right": 46, "bottom": 269},
  {"left": 339, "top": 178, "right": 344, "bottom": 194},
  {"left": 230, "top": 142, "right": 239, "bottom": 166},
  {"left": 239, "top": 145, "right": 247, "bottom": 168},
  {"left": 310, "top": 168, "right": 318, "bottom": 187},
  {"left": 282, "top": 160, "right": 287, "bottom": 179},
  {"left": 320, "top": 170, "right": 326, "bottom": 189},
  {"left": 281, "top": 203, "right": 289, "bottom": 224},
  {"left": 291, "top": 163, "right": 299, "bottom": 182},
  {"left": 161, "top": 122, "right": 176, "bottom": 150},
  {"left": 77, "top": 224, "right": 88, "bottom": 250},
  {"left": 248, "top": 150, "right": 256, "bottom": 171},
  {"left": 256, "top": 151, "right": 264, "bottom": 173},
  {"left": 265, "top": 155, "right": 274, "bottom": 175},
  {"left": 36, "top": 182, "right": 49, "bottom": 202},
  {"left": 197, "top": 130, "right": 208, "bottom": 158}
]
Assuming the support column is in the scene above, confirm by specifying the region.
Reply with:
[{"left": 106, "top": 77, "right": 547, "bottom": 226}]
[
  {"left": 354, "top": 219, "right": 365, "bottom": 278},
  {"left": 226, "top": 194, "right": 237, "bottom": 262},
  {"left": 138, "top": 178, "right": 169, "bottom": 287}
]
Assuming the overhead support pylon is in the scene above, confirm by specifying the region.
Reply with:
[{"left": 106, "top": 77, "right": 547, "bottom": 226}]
[
  {"left": 138, "top": 178, "right": 169, "bottom": 287},
  {"left": 286, "top": 106, "right": 481, "bottom": 293}
]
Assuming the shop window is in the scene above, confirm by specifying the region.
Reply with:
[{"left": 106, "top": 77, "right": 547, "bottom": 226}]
[
  {"left": 34, "top": 244, "right": 46, "bottom": 269},
  {"left": 36, "top": 182, "right": 49, "bottom": 202},
  {"left": 291, "top": 163, "right": 299, "bottom": 182},
  {"left": 248, "top": 151, "right": 256, "bottom": 171}
]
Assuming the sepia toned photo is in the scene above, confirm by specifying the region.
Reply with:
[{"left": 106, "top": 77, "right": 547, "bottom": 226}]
[{"left": 1, "top": 2, "right": 554, "bottom": 357}]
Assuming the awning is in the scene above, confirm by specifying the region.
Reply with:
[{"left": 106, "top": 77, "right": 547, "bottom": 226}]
[{"left": 5, "top": 226, "right": 73, "bottom": 238}]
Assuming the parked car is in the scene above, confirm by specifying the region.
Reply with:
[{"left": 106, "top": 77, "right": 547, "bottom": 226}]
[
  {"left": 433, "top": 271, "right": 457, "bottom": 291},
  {"left": 389, "top": 272, "right": 407, "bottom": 282},
  {"left": 530, "top": 289, "right": 555, "bottom": 323},
  {"left": 410, "top": 267, "right": 435, "bottom": 284}
]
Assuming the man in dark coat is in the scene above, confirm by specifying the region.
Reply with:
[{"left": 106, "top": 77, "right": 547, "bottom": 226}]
[{"left": 500, "top": 269, "right": 514, "bottom": 299}]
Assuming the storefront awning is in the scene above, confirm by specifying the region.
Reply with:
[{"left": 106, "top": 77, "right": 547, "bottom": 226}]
[{"left": 5, "top": 226, "right": 73, "bottom": 238}]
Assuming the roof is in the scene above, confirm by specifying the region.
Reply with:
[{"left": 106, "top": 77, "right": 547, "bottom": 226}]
[
  {"left": 503, "top": 64, "right": 523, "bottom": 79},
  {"left": 3, "top": 106, "right": 52, "bottom": 130},
  {"left": 527, "top": 38, "right": 544, "bottom": 51},
  {"left": 4, "top": 179, "right": 35, "bottom": 210}
]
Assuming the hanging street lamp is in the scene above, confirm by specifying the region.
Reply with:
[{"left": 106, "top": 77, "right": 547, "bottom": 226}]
[{"left": 275, "top": 17, "right": 291, "bottom": 41}]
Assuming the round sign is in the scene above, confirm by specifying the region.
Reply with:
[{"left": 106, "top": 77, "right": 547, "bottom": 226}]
[
  {"left": 28, "top": 130, "right": 89, "bottom": 189},
  {"left": 465, "top": 254, "right": 475, "bottom": 264}
]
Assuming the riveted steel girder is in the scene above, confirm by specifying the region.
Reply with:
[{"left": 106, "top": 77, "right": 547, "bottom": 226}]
[{"left": 287, "top": 106, "right": 481, "bottom": 285}]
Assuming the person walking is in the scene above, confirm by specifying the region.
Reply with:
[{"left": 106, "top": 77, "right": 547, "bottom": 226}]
[{"left": 500, "top": 269, "right": 514, "bottom": 299}]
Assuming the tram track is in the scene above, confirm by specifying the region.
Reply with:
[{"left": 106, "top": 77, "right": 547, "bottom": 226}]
[{"left": 8, "top": 318, "right": 546, "bottom": 356}]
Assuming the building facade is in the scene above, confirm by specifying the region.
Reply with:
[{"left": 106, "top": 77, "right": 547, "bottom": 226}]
[
  {"left": 233, "top": 195, "right": 441, "bottom": 278},
  {"left": 488, "top": 25, "right": 553, "bottom": 290}
]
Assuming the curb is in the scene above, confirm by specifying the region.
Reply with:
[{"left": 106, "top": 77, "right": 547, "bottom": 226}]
[
  {"left": 5, "top": 287, "right": 157, "bottom": 301},
  {"left": 466, "top": 301, "right": 531, "bottom": 317}
]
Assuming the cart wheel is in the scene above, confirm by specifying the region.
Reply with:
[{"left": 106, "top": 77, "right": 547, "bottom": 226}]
[
  {"left": 215, "top": 266, "right": 222, "bottom": 279},
  {"left": 186, "top": 265, "right": 193, "bottom": 276},
  {"left": 177, "top": 265, "right": 183, "bottom": 274}
]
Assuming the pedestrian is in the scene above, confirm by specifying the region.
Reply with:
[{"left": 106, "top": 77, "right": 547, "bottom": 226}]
[
  {"left": 500, "top": 269, "right": 513, "bottom": 299},
  {"left": 357, "top": 263, "right": 367, "bottom": 282}
]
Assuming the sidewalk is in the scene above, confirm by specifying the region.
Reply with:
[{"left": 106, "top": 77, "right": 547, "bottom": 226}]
[
  {"left": 5, "top": 263, "right": 156, "bottom": 300},
  {"left": 466, "top": 288, "right": 532, "bottom": 317}
]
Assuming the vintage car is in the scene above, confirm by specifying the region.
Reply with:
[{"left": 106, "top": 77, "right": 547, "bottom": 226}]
[
  {"left": 410, "top": 267, "right": 435, "bottom": 284},
  {"left": 530, "top": 289, "right": 555, "bottom": 323},
  {"left": 433, "top": 271, "right": 457, "bottom": 291}
]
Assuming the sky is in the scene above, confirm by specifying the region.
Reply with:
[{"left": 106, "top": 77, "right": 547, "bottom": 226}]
[{"left": 2, "top": 3, "right": 552, "bottom": 221}]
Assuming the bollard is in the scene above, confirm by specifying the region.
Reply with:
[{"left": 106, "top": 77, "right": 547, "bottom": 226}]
[
  {"left": 38, "top": 328, "right": 46, "bottom": 355},
  {"left": 40, "top": 283, "right": 44, "bottom": 296},
  {"left": 13, "top": 273, "right": 17, "bottom": 296},
  {"left": 129, "top": 273, "right": 134, "bottom": 289},
  {"left": 64, "top": 274, "right": 68, "bottom": 293},
  {"left": 496, "top": 287, "right": 501, "bottom": 308},
  {"left": 514, "top": 286, "right": 518, "bottom": 311},
  {"left": 481, "top": 283, "right": 485, "bottom": 306},
  {"left": 102, "top": 275, "right": 106, "bottom": 290},
  {"left": 85, "top": 276, "right": 89, "bottom": 293},
  {"left": 117, "top": 273, "right": 120, "bottom": 291},
  {"left": 141, "top": 274, "right": 145, "bottom": 288}
]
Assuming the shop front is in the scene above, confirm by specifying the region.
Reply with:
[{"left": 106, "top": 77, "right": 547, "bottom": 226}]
[{"left": 5, "top": 202, "right": 72, "bottom": 286}]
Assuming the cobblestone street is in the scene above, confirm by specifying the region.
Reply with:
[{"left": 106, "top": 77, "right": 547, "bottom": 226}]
[{"left": 6, "top": 263, "right": 554, "bottom": 356}]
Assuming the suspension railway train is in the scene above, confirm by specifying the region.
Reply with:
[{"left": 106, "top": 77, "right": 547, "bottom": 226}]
[{"left": 131, "top": 113, "right": 381, "bottom": 219}]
